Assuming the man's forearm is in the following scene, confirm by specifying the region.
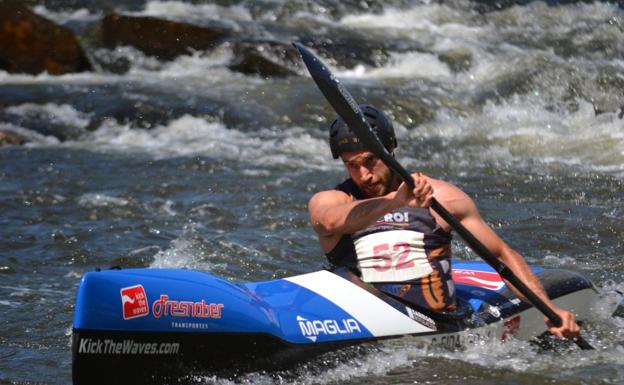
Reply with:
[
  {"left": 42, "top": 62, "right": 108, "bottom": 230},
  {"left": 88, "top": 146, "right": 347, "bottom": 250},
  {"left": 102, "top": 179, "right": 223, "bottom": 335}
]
[
  {"left": 500, "top": 248, "right": 555, "bottom": 307},
  {"left": 316, "top": 193, "right": 399, "bottom": 235}
]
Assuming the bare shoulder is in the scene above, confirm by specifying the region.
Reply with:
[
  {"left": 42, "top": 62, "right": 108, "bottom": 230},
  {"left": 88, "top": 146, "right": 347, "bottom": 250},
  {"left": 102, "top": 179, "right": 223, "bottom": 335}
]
[
  {"left": 308, "top": 188, "right": 352, "bottom": 241},
  {"left": 425, "top": 177, "right": 470, "bottom": 200},
  {"left": 308, "top": 189, "right": 351, "bottom": 212},
  {"left": 424, "top": 176, "right": 479, "bottom": 221}
]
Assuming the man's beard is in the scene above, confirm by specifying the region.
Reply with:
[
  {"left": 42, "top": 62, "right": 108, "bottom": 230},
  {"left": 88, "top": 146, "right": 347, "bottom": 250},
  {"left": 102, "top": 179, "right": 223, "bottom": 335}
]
[
  {"left": 362, "top": 171, "right": 399, "bottom": 197},
  {"left": 361, "top": 175, "right": 396, "bottom": 197},
  {"left": 361, "top": 182, "right": 385, "bottom": 197}
]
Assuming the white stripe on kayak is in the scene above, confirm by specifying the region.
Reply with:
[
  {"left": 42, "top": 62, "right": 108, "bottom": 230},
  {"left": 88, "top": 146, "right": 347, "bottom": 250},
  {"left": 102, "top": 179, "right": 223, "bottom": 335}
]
[{"left": 285, "top": 270, "right": 433, "bottom": 336}]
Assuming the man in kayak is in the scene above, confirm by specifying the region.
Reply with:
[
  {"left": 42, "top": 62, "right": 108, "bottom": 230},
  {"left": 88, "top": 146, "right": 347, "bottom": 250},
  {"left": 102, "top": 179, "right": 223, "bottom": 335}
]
[{"left": 308, "top": 105, "right": 580, "bottom": 339}]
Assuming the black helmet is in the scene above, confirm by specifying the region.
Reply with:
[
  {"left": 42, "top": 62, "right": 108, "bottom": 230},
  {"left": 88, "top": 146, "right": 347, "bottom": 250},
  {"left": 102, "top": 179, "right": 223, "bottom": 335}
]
[{"left": 329, "top": 105, "right": 397, "bottom": 159}]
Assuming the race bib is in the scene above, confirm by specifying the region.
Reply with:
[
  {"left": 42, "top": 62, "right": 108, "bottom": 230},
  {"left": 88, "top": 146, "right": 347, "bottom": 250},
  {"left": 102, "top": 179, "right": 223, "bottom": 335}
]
[{"left": 354, "top": 230, "right": 432, "bottom": 283}]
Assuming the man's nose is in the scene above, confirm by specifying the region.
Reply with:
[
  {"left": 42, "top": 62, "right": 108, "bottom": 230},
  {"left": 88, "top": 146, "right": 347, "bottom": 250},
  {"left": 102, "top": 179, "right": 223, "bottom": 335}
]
[{"left": 359, "top": 166, "right": 372, "bottom": 182}]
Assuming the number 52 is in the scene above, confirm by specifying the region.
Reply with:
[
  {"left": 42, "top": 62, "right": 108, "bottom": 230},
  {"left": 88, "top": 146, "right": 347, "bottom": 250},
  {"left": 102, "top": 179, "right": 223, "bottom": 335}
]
[{"left": 372, "top": 242, "right": 415, "bottom": 272}]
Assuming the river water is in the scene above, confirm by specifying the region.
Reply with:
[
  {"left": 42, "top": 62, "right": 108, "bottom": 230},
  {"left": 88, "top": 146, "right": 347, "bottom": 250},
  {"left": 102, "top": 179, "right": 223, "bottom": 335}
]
[{"left": 1, "top": 1, "right": 623, "bottom": 384}]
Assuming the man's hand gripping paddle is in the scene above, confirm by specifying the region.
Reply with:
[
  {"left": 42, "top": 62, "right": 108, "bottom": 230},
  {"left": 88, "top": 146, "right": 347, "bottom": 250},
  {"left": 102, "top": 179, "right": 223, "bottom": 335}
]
[{"left": 293, "top": 42, "right": 593, "bottom": 350}]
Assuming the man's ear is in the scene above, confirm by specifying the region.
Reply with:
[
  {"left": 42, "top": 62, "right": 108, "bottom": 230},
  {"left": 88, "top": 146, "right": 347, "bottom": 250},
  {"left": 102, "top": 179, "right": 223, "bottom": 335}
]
[{"left": 389, "top": 145, "right": 396, "bottom": 158}]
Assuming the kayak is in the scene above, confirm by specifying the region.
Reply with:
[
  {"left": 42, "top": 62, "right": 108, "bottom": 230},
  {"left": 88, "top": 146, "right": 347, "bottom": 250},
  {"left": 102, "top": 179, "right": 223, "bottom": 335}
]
[{"left": 72, "top": 260, "right": 599, "bottom": 384}]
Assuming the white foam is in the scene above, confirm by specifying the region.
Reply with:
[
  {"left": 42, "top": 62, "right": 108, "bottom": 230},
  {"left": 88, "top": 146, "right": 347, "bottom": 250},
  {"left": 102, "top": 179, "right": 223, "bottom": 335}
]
[
  {"left": 0, "top": 45, "right": 237, "bottom": 83},
  {"left": 339, "top": 4, "right": 466, "bottom": 31},
  {"left": 53, "top": 115, "right": 334, "bottom": 169},
  {"left": 1, "top": 285, "right": 66, "bottom": 296},
  {"left": 77, "top": 193, "right": 132, "bottom": 208},
  {"left": 189, "top": 330, "right": 622, "bottom": 384},
  {"left": 338, "top": 51, "right": 452, "bottom": 80},
  {"left": 191, "top": 340, "right": 418, "bottom": 385},
  {"left": 6, "top": 103, "right": 92, "bottom": 129},
  {"left": 32, "top": 5, "right": 102, "bottom": 23},
  {"left": 133, "top": 0, "right": 251, "bottom": 28},
  {"left": 542, "top": 254, "right": 578, "bottom": 267},
  {"left": 0, "top": 300, "right": 20, "bottom": 307},
  {"left": 142, "top": 0, "right": 252, "bottom": 20},
  {"left": 64, "top": 271, "right": 83, "bottom": 279},
  {"left": 150, "top": 224, "right": 228, "bottom": 271},
  {"left": 77, "top": 115, "right": 252, "bottom": 157},
  {"left": 496, "top": 1, "right": 620, "bottom": 30},
  {"left": 595, "top": 280, "right": 624, "bottom": 320},
  {"left": 289, "top": 9, "right": 333, "bottom": 24},
  {"left": 439, "top": 328, "right": 624, "bottom": 372},
  {"left": 0, "top": 68, "right": 120, "bottom": 84},
  {"left": 132, "top": 45, "right": 236, "bottom": 79},
  {"left": 153, "top": 199, "right": 177, "bottom": 216},
  {"left": 0, "top": 123, "right": 60, "bottom": 146},
  {"left": 416, "top": 96, "right": 624, "bottom": 174},
  {"left": 0, "top": 1, "right": 620, "bottom": 181},
  {"left": 427, "top": 337, "right": 533, "bottom": 372},
  {"left": 4, "top": 110, "right": 334, "bottom": 170}
]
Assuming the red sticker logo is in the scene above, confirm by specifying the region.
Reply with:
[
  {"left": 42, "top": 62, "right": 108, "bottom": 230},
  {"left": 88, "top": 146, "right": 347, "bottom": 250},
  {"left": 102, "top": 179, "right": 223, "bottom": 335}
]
[
  {"left": 120, "top": 285, "right": 149, "bottom": 320},
  {"left": 452, "top": 269, "right": 505, "bottom": 291}
]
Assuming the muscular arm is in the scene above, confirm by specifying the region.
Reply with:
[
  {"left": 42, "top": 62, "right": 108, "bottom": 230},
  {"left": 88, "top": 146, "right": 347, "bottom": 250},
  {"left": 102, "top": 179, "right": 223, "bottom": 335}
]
[
  {"left": 308, "top": 190, "right": 395, "bottom": 253},
  {"left": 450, "top": 194, "right": 550, "bottom": 302},
  {"left": 309, "top": 174, "right": 432, "bottom": 253},
  {"left": 308, "top": 189, "right": 400, "bottom": 246},
  {"left": 430, "top": 178, "right": 580, "bottom": 338}
]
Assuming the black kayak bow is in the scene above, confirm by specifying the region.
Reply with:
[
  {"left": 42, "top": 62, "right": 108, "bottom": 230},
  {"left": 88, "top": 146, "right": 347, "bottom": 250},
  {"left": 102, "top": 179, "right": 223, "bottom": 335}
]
[{"left": 293, "top": 42, "right": 593, "bottom": 350}]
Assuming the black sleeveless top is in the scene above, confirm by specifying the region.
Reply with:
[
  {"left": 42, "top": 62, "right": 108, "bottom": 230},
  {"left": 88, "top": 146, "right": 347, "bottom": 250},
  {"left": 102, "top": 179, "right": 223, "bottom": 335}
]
[{"left": 325, "top": 178, "right": 453, "bottom": 276}]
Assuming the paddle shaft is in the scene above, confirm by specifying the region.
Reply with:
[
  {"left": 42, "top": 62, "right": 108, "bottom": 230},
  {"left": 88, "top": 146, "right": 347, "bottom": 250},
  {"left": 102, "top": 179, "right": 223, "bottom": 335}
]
[{"left": 293, "top": 42, "right": 593, "bottom": 350}]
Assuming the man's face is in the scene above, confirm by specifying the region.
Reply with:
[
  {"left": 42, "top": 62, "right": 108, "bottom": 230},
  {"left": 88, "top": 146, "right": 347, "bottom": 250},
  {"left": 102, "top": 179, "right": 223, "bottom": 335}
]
[{"left": 340, "top": 150, "right": 394, "bottom": 197}]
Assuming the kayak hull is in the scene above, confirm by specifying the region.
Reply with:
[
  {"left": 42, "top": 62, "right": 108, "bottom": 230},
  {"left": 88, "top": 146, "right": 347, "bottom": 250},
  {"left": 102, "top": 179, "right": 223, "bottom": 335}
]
[
  {"left": 71, "top": 329, "right": 353, "bottom": 382},
  {"left": 71, "top": 261, "right": 598, "bottom": 384}
]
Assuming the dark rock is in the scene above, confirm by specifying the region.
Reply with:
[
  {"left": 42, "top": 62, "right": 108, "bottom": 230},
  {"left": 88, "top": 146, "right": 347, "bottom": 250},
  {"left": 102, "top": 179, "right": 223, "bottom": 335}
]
[
  {"left": 472, "top": 0, "right": 530, "bottom": 13},
  {"left": 300, "top": 35, "right": 391, "bottom": 69},
  {"left": 90, "top": 48, "right": 132, "bottom": 74},
  {"left": 584, "top": 68, "right": 624, "bottom": 116},
  {"left": 472, "top": 70, "right": 538, "bottom": 106},
  {"left": 249, "top": 1, "right": 387, "bottom": 23},
  {"left": 229, "top": 41, "right": 300, "bottom": 78},
  {"left": 438, "top": 49, "right": 473, "bottom": 73},
  {"left": 0, "top": 0, "right": 92, "bottom": 75},
  {"left": 101, "top": 14, "right": 229, "bottom": 61},
  {"left": 0, "top": 130, "right": 25, "bottom": 146}
]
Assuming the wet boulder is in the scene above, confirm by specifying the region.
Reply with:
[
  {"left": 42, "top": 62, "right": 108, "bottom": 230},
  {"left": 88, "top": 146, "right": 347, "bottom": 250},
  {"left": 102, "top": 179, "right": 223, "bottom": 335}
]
[
  {"left": 0, "top": 0, "right": 92, "bottom": 75},
  {"left": 101, "top": 14, "right": 228, "bottom": 61},
  {"left": 90, "top": 48, "right": 132, "bottom": 75},
  {"left": 0, "top": 130, "right": 25, "bottom": 146},
  {"left": 229, "top": 41, "right": 300, "bottom": 78},
  {"left": 590, "top": 69, "right": 624, "bottom": 117},
  {"left": 438, "top": 48, "right": 473, "bottom": 73},
  {"left": 300, "top": 35, "right": 390, "bottom": 69}
]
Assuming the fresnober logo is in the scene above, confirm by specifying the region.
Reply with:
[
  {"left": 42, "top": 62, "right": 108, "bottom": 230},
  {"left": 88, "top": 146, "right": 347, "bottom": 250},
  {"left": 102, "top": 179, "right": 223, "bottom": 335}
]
[
  {"left": 296, "top": 315, "right": 361, "bottom": 342},
  {"left": 452, "top": 269, "right": 505, "bottom": 291},
  {"left": 120, "top": 285, "right": 149, "bottom": 320},
  {"left": 152, "top": 295, "right": 224, "bottom": 319}
]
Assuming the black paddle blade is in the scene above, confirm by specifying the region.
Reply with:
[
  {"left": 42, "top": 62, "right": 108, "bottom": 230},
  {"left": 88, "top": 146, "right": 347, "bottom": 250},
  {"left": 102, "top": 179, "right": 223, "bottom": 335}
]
[{"left": 292, "top": 42, "right": 415, "bottom": 188}]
